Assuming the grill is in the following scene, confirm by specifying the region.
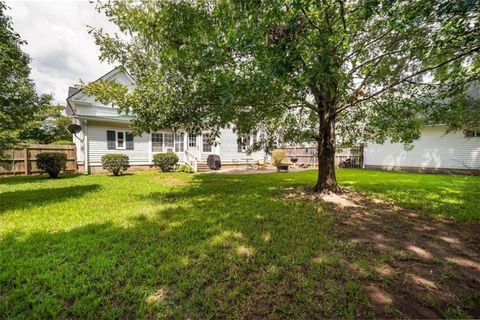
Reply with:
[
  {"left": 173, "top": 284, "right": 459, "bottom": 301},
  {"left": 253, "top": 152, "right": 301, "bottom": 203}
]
[{"left": 207, "top": 154, "right": 221, "bottom": 170}]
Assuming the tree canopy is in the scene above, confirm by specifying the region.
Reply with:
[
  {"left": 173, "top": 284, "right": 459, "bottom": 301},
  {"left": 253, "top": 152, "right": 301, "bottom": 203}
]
[
  {"left": 0, "top": 2, "right": 68, "bottom": 152},
  {"left": 87, "top": 0, "right": 480, "bottom": 192}
]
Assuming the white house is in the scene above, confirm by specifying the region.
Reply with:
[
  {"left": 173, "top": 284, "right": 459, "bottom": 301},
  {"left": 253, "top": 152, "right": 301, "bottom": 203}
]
[
  {"left": 364, "top": 125, "right": 480, "bottom": 174},
  {"left": 66, "top": 67, "right": 265, "bottom": 173}
]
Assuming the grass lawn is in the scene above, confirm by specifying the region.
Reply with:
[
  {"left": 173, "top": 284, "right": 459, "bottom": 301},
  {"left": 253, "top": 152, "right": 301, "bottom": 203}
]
[{"left": 0, "top": 169, "right": 479, "bottom": 318}]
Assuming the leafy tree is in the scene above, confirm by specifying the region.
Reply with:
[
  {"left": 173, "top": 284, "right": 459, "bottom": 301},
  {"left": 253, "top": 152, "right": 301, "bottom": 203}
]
[
  {"left": 0, "top": 1, "right": 57, "bottom": 152},
  {"left": 87, "top": 0, "right": 480, "bottom": 192},
  {"left": 19, "top": 104, "right": 72, "bottom": 145}
]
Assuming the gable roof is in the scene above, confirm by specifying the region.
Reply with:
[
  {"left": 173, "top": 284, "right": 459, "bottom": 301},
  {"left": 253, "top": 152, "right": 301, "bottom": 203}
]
[
  {"left": 66, "top": 65, "right": 134, "bottom": 101},
  {"left": 66, "top": 66, "right": 135, "bottom": 115}
]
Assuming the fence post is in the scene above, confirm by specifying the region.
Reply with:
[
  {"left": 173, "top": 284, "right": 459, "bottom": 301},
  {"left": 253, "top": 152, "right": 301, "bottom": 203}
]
[{"left": 23, "top": 147, "right": 29, "bottom": 175}]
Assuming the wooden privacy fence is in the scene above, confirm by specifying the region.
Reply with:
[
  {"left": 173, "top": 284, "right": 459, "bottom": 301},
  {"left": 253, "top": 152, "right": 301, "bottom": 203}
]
[
  {"left": 0, "top": 144, "right": 77, "bottom": 176},
  {"left": 281, "top": 146, "right": 364, "bottom": 168}
]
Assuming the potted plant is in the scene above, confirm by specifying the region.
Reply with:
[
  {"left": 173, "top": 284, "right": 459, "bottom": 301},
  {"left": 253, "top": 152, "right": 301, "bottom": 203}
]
[{"left": 272, "top": 149, "right": 288, "bottom": 172}]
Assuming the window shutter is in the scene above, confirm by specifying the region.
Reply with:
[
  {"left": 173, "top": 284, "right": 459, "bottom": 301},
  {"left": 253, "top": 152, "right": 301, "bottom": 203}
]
[
  {"left": 126, "top": 132, "right": 134, "bottom": 150},
  {"left": 237, "top": 136, "right": 243, "bottom": 152},
  {"left": 107, "top": 130, "right": 116, "bottom": 149}
]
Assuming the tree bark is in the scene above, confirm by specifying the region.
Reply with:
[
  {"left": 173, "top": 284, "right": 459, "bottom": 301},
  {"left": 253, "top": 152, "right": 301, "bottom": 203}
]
[{"left": 314, "top": 109, "right": 340, "bottom": 193}]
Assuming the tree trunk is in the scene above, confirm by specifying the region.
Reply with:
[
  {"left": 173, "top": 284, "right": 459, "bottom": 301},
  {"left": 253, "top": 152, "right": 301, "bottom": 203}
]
[{"left": 314, "top": 110, "right": 340, "bottom": 193}]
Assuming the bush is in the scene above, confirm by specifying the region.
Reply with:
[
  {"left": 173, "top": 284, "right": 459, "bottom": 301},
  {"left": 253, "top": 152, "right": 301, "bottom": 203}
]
[
  {"left": 177, "top": 163, "right": 194, "bottom": 173},
  {"left": 101, "top": 154, "right": 129, "bottom": 176},
  {"left": 36, "top": 152, "right": 68, "bottom": 178},
  {"left": 271, "top": 149, "right": 286, "bottom": 166},
  {"left": 153, "top": 152, "right": 179, "bottom": 172},
  {"left": 52, "top": 140, "right": 75, "bottom": 145}
]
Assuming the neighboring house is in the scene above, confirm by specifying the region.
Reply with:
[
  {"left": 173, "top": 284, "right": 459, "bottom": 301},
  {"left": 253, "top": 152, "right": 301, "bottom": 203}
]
[
  {"left": 66, "top": 67, "right": 265, "bottom": 173},
  {"left": 364, "top": 125, "right": 480, "bottom": 174}
]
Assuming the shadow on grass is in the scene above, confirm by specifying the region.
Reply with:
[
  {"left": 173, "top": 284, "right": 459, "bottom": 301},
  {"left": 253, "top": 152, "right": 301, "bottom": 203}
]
[
  {"left": 1, "top": 171, "right": 478, "bottom": 319},
  {"left": 0, "top": 173, "right": 340, "bottom": 319},
  {"left": 0, "top": 173, "right": 83, "bottom": 186},
  {"left": 337, "top": 169, "right": 480, "bottom": 221},
  {"left": 0, "top": 184, "right": 100, "bottom": 213}
]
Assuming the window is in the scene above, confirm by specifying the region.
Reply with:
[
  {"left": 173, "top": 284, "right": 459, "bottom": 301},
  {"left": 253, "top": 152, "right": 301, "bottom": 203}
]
[
  {"left": 164, "top": 132, "right": 174, "bottom": 151},
  {"left": 107, "top": 130, "right": 134, "bottom": 150},
  {"left": 117, "top": 131, "right": 125, "bottom": 149},
  {"left": 188, "top": 133, "right": 197, "bottom": 147},
  {"left": 107, "top": 130, "right": 116, "bottom": 149},
  {"left": 126, "top": 132, "right": 134, "bottom": 150},
  {"left": 152, "top": 133, "right": 163, "bottom": 152},
  {"left": 237, "top": 135, "right": 251, "bottom": 152},
  {"left": 202, "top": 133, "right": 212, "bottom": 152},
  {"left": 175, "top": 132, "right": 185, "bottom": 152},
  {"left": 465, "top": 130, "right": 480, "bottom": 138}
]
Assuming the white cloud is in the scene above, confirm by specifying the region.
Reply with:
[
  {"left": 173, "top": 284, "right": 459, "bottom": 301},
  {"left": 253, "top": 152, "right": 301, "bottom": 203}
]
[{"left": 6, "top": 0, "right": 120, "bottom": 104}]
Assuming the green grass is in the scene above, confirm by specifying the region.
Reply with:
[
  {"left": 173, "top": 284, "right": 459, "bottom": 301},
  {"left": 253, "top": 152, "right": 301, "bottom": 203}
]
[
  {"left": 337, "top": 169, "right": 480, "bottom": 221},
  {"left": 0, "top": 169, "right": 478, "bottom": 318}
]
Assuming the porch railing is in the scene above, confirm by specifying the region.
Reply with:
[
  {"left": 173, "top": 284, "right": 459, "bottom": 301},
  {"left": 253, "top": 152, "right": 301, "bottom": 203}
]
[{"left": 184, "top": 150, "right": 198, "bottom": 172}]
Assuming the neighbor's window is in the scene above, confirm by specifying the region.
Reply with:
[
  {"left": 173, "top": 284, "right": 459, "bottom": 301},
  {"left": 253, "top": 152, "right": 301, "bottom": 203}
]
[
  {"left": 202, "top": 133, "right": 212, "bottom": 152},
  {"left": 465, "top": 130, "right": 480, "bottom": 138},
  {"left": 164, "top": 132, "right": 174, "bottom": 151},
  {"left": 152, "top": 133, "right": 163, "bottom": 152},
  {"left": 175, "top": 132, "right": 185, "bottom": 152},
  {"left": 188, "top": 133, "right": 196, "bottom": 147}
]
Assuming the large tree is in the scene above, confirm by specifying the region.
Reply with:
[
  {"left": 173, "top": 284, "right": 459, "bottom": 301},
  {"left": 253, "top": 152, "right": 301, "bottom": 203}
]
[
  {"left": 0, "top": 1, "right": 55, "bottom": 152},
  {"left": 88, "top": 0, "right": 480, "bottom": 192}
]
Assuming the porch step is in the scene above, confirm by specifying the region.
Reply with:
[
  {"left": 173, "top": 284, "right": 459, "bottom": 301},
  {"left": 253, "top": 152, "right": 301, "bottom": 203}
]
[{"left": 196, "top": 163, "right": 212, "bottom": 172}]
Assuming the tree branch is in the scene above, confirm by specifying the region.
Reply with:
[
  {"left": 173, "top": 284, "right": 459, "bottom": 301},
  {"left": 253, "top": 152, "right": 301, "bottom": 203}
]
[{"left": 336, "top": 45, "right": 480, "bottom": 114}]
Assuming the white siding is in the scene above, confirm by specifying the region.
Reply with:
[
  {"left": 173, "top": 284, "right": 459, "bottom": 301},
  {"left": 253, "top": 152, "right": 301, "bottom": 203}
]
[
  {"left": 217, "top": 127, "right": 265, "bottom": 162},
  {"left": 72, "top": 118, "right": 85, "bottom": 163},
  {"left": 87, "top": 121, "right": 150, "bottom": 165},
  {"left": 75, "top": 104, "right": 122, "bottom": 117},
  {"left": 364, "top": 125, "right": 480, "bottom": 170}
]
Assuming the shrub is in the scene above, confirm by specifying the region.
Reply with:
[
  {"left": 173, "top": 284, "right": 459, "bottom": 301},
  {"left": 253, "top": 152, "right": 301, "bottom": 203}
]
[
  {"left": 52, "top": 140, "right": 75, "bottom": 145},
  {"left": 153, "top": 152, "right": 179, "bottom": 172},
  {"left": 271, "top": 149, "right": 286, "bottom": 166},
  {"left": 101, "top": 154, "right": 129, "bottom": 176},
  {"left": 36, "top": 152, "right": 68, "bottom": 178},
  {"left": 177, "top": 163, "right": 194, "bottom": 173}
]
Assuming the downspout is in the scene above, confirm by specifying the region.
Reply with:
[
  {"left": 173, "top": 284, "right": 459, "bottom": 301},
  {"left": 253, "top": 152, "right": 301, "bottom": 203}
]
[{"left": 83, "top": 119, "right": 89, "bottom": 174}]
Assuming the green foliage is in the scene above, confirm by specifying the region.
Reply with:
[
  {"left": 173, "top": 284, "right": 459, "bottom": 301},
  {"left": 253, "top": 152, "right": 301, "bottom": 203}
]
[
  {"left": 36, "top": 152, "right": 67, "bottom": 178},
  {"left": 19, "top": 104, "right": 72, "bottom": 145},
  {"left": 0, "top": 170, "right": 478, "bottom": 318},
  {"left": 52, "top": 140, "right": 74, "bottom": 145},
  {"left": 271, "top": 149, "right": 286, "bottom": 166},
  {"left": 88, "top": 0, "right": 480, "bottom": 191},
  {"left": 153, "top": 152, "right": 179, "bottom": 172},
  {"left": 0, "top": 2, "right": 55, "bottom": 152},
  {"left": 176, "top": 163, "right": 194, "bottom": 173},
  {"left": 101, "top": 154, "right": 129, "bottom": 176}
]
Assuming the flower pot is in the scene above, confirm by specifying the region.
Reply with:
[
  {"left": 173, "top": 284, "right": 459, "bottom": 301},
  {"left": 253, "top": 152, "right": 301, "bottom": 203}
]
[{"left": 276, "top": 165, "right": 289, "bottom": 172}]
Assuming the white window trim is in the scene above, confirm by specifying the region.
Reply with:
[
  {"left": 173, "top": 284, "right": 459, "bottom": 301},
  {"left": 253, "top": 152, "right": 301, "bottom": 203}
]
[
  {"left": 151, "top": 131, "right": 177, "bottom": 153},
  {"left": 175, "top": 131, "right": 185, "bottom": 152},
  {"left": 238, "top": 134, "right": 256, "bottom": 153},
  {"left": 188, "top": 133, "right": 197, "bottom": 148},
  {"left": 116, "top": 130, "right": 126, "bottom": 149},
  {"left": 465, "top": 129, "right": 480, "bottom": 138},
  {"left": 151, "top": 132, "right": 165, "bottom": 153},
  {"left": 202, "top": 133, "right": 213, "bottom": 153}
]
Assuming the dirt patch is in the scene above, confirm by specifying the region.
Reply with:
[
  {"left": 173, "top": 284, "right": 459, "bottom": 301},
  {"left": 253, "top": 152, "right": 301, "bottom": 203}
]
[{"left": 281, "top": 187, "right": 480, "bottom": 318}]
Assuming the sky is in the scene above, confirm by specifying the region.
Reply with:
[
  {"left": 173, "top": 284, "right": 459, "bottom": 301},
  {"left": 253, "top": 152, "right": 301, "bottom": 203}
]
[{"left": 6, "top": 0, "right": 120, "bottom": 104}]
